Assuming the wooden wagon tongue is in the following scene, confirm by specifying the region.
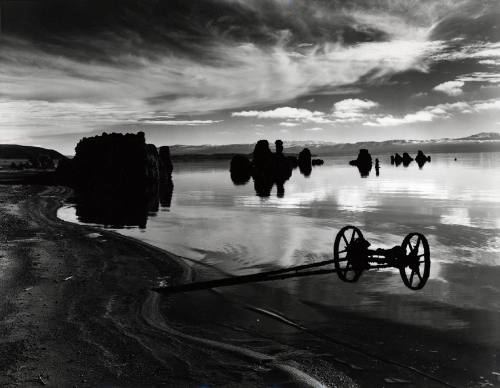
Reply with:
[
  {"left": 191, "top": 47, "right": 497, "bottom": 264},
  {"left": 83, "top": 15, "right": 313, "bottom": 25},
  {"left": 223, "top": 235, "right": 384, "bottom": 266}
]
[
  {"left": 152, "top": 226, "right": 431, "bottom": 294},
  {"left": 152, "top": 258, "right": 338, "bottom": 294}
]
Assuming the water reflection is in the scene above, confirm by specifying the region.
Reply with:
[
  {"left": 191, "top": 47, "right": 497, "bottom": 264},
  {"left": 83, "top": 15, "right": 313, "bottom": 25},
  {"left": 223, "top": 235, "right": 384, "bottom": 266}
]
[
  {"left": 69, "top": 180, "right": 174, "bottom": 228},
  {"left": 60, "top": 153, "right": 500, "bottom": 317},
  {"left": 230, "top": 140, "right": 323, "bottom": 198}
]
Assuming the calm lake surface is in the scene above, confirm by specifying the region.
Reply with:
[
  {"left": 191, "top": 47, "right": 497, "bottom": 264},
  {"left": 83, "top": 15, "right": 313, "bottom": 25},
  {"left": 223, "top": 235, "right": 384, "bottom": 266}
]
[{"left": 58, "top": 152, "right": 500, "bottom": 345}]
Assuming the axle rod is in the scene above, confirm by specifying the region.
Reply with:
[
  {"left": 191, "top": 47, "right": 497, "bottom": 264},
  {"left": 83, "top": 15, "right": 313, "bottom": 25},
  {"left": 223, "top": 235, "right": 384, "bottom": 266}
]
[{"left": 152, "top": 259, "right": 337, "bottom": 294}]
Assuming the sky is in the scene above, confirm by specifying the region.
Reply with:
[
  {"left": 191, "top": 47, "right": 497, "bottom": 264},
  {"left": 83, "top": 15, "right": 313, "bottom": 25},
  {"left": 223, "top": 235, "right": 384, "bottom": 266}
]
[{"left": 1, "top": 0, "right": 499, "bottom": 154}]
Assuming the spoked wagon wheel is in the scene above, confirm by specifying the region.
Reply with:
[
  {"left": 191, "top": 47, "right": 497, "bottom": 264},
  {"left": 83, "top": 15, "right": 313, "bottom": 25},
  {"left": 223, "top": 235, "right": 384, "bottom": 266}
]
[
  {"left": 399, "top": 233, "right": 430, "bottom": 290},
  {"left": 333, "top": 225, "right": 364, "bottom": 282}
]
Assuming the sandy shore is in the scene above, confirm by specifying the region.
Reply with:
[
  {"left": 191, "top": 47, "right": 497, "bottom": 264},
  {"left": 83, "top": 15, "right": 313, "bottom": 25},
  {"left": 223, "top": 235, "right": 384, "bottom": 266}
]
[
  {"left": 0, "top": 184, "right": 357, "bottom": 387},
  {"left": 2, "top": 183, "right": 496, "bottom": 387},
  {"left": 0, "top": 184, "right": 194, "bottom": 386}
]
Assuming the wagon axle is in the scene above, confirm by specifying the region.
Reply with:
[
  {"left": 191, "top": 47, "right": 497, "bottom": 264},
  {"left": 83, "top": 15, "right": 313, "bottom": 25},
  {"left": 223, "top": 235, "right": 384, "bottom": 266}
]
[
  {"left": 152, "top": 226, "right": 431, "bottom": 294},
  {"left": 334, "top": 226, "right": 430, "bottom": 290}
]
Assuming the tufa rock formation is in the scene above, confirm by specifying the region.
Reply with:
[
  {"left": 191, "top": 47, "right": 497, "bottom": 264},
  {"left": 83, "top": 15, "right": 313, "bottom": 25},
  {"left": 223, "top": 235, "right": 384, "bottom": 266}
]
[
  {"left": 349, "top": 149, "right": 373, "bottom": 177},
  {"left": 298, "top": 148, "right": 312, "bottom": 177},
  {"left": 57, "top": 132, "right": 173, "bottom": 188},
  {"left": 229, "top": 139, "right": 319, "bottom": 196},
  {"left": 57, "top": 132, "right": 174, "bottom": 228},
  {"left": 230, "top": 154, "right": 252, "bottom": 185},
  {"left": 402, "top": 152, "right": 413, "bottom": 166},
  {"left": 415, "top": 150, "right": 431, "bottom": 168},
  {"left": 393, "top": 153, "right": 403, "bottom": 166}
]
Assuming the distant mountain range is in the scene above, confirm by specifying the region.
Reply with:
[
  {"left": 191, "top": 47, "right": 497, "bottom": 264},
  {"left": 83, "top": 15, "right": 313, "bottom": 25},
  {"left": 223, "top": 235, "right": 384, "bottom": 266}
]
[
  {"left": 1, "top": 132, "right": 499, "bottom": 161},
  {"left": 169, "top": 132, "right": 500, "bottom": 158}
]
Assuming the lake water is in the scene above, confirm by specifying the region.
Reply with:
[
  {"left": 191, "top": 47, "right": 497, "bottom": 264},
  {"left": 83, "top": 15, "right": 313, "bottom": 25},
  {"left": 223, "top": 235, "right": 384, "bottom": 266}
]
[{"left": 58, "top": 152, "right": 500, "bottom": 381}]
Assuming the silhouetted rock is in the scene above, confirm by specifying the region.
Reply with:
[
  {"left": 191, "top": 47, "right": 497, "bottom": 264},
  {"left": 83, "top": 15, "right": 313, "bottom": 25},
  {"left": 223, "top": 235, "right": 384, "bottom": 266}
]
[
  {"left": 160, "top": 178, "right": 174, "bottom": 208},
  {"left": 59, "top": 132, "right": 176, "bottom": 228},
  {"left": 349, "top": 149, "right": 372, "bottom": 177},
  {"left": 390, "top": 155, "right": 395, "bottom": 165},
  {"left": 274, "top": 140, "right": 293, "bottom": 182},
  {"left": 375, "top": 158, "right": 380, "bottom": 176},
  {"left": 298, "top": 148, "right": 312, "bottom": 165},
  {"left": 298, "top": 148, "right": 312, "bottom": 176},
  {"left": 393, "top": 153, "right": 403, "bottom": 166},
  {"left": 275, "top": 140, "right": 284, "bottom": 155},
  {"left": 229, "top": 139, "right": 320, "bottom": 196},
  {"left": 55, "top": 158, "right": 74, "bottom": 182},
  {"left": 287, "top": 156, "right": 298, "bottom": 168},
  {"left": 415, "top": 150, "right": 431, "bottom": 168},
  {"left": 349, "top": 149, "right": 372, "bottom": 166},
  {"left": 230, "top": 154, "right": 252, "bottom": 185},
  {"left": 145, "top": 144, "right": 160, "bottom": 182},
  {"left": 159, "top": 146, "right": 173, "bottom": 180},
  {"left": 253, "top": 173, "right": 275, "bottom": 197},
  {"left": 72, "top": 184, "right": 159, "bottom": 229},
  {"left": 402, "top": 152, "right": 413, "bottom": 167},
  {"left": 253, "top": 140, "right": 273, "bottom": 171},
  {"left": 66, "top": 132, "right": 164, "bottom": 189},
  {"left": 312, "top": 159, "right": 324, "bottom": 166}
]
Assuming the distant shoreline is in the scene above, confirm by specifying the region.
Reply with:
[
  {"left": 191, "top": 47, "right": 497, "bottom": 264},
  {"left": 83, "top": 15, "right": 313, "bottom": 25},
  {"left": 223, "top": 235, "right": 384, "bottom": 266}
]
[{"left": 170, "top": 144, "right": 500, "bottom": 161}]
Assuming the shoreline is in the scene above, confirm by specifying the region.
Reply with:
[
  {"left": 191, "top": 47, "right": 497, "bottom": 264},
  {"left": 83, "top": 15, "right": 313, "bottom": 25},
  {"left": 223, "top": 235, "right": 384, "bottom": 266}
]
[
  {"left": 2, "top": 182, "right": 498, "bottom": 387},
  {"left": 0, "top": 184, "right": 355, "bottom": 387},
  {"left": 0, "top": 184, "right": 192, "bottom": 386}
]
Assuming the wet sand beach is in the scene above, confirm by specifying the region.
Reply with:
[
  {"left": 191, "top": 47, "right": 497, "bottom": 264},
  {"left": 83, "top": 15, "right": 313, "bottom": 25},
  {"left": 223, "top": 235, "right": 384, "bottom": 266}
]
[
  {"left": 0, "top": 184, "right": 356, "bottom": 387},
  {"left": 2, "top": 180, "right": 499, "bottom": 387}
]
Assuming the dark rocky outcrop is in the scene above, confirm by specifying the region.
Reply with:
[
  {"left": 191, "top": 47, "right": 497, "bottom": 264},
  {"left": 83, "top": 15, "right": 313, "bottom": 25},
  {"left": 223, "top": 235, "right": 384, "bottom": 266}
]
[
  {"left": 252, "top": 140, "right": 274, "bottom": 171},
  {"left": 159, "top": 146, "right": 174, "bottom": 180},
  {"left": 287, "top": 156, "right": 298, "bottom": 169},
  {"left": 349, "top": 149, "right": 372, "bottom": 177},
  {"left": 402, "top": 152, "right": 413, "bottom": 167},
  {"left": 298, "top": 148, "right": 312, "bottom": 176},
  {"left": 230, "top": 154, "right": 252, "bottom": 185},
  {"left": 393, "top": 153, "right": 403, "bottom": 166},
  {"left": 312, "top": 159, "right": 324, "bottom": 166},
  {"left": 229, "top": 140, "right": 323, "bottom": 196},
  {"left": 415, "top": 150, "right": 431, "bottom": 168},
  {"left": 56, "top": 132, "right": 173, "bottom": 188},
  {"left": 57, "top": 132, "right": 174, "bottom": 228},
  {"left": 252, "top": 140, "right": 293, "bottom": 196}
]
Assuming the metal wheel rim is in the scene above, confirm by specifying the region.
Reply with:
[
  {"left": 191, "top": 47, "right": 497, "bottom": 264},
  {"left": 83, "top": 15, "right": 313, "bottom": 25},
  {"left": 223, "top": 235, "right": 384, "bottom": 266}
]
[
  {"left": 333, "top": 225, "right": 364, "bottom": 282},
  {"left": 399, "top": 233, "right": 430, "bottom": 290}
]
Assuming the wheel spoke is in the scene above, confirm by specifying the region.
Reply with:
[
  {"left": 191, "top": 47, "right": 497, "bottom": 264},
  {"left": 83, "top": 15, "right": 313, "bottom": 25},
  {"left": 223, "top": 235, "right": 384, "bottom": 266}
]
[
  {"left": 350, "top": 230, "right": 356, "bottom": 243},
  {"left": 417, "top": 253, "right": 425, "bottom": 258},
  {"left": 338, "top": 249, "right": 347, "bottom": 254},
  {"left": 408, "top": 240, "right": 413, "bottom": 251},
  {"left": 415, "top": 236, "right": 421, "bottom": 252},
  {"left": 415, "top": 267, "right": 423, "bottom": 281},
  {"left": 410, "top": 270, "right": 415, "bottom": 285},
  {"left": 342, "top": 234, "right": 349, "bottom": 245}
]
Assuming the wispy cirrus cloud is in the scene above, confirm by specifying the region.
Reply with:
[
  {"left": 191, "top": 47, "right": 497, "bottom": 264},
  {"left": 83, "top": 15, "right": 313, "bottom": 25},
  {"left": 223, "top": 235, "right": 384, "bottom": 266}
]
[
  {"left": 0, "top": 0, "right": 462, "bottom": 144},
  {"left": 364, "top": 99, "right": 500, "bottom": 127},
  {"left": 0, "top": 0, "right": 498, "bottom": 149}
]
